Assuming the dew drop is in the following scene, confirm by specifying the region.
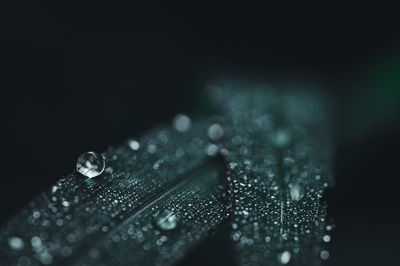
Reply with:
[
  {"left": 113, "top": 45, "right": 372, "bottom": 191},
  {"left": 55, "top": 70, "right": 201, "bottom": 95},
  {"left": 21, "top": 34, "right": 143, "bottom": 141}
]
[
  {"left": 17, "top": 256, "right": 31, "bottom": 266},
  {"left": 229, "top": 162, "right": 238, "bottom": 170},
  {"left": 323, "top": 234, "right": 331, "bottom": 242},
  {"left": 76, "top": 151, "right": 105, "bottom": 178},
  {"left": 62, "top": 200, "right": 70, "bottom": 207},
  {"left": 326, "top": 223, "right": 334, "bottom": 231},
  {"left": 207, "top": 123, "right": 224, "bottom": 141},
  {"left": 31, "top": 236, "right": 42, "bottom": 248},
  {"left": 173, "top": 114, "right": 191, "bottom": 132},
  {"left": 39, "top": 251, "right": 53, "bottom": 265},
  {"left": 32, "top": 211, "right": 41, "bottom": 219},
  {"left": 154, "top": 210, "right": 178, "bottom": 230},
  {"left": 153, "top": 159, "right": 163, "bottom": 170},
  {"left": 320, "top": 250, "right": 330, "bottom": 260},
  {"left": 205, "top": 143, "right": 219, "bottom": 156},
  {"left": 270, "top": 129, "right": 291, "bottom": 148},
  {"left": 128, "top": 139, "right": 140, "bottom": 150},
  {"left": 147, "top": 143, "right": 157, "bottom": 154},
  {"left": 8, "top": 236, "right": 24, "bottom": 250},
  {"left": 278, "top": 250, "right": 291, "bottom": 264},
  {"left": 289, "top": 184, "right": 302, "bottom": 201},
  {"left": 51, "top": 185, "right": 58, "bottom": 193}
]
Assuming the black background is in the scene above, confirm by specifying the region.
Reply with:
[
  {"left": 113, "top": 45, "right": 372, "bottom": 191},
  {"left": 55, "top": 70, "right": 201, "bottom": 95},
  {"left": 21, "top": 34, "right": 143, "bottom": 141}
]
[{"left": 1, "top": 4, "right": 400, "bottom": 266}]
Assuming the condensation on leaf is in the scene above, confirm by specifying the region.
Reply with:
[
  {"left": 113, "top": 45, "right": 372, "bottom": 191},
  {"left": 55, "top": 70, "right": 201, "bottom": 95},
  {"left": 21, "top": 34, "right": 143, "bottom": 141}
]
[
  {"left": 0, "top": 118, "right": 228, "bottom": 266},
  {"left": 217, "top": 87, "right": 333, "bottom": 266}
]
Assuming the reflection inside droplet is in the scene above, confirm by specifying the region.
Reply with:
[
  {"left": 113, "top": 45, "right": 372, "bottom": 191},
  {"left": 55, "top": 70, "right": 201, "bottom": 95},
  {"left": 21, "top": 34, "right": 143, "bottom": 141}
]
[{"left": 76, "top": 151, "right": 105, "bottom": 178}]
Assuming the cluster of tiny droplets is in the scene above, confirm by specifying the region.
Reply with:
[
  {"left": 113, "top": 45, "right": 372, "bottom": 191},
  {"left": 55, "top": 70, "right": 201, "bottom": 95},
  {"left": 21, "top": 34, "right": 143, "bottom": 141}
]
[
  {"left": 220, "top": 88, "right": 332, "bottom": 265},
  {"left": 0, "top": 88, "right": 333, "bottom": 266},
  {"left": 0, "top": 113, "right": 230, "bottom": 266}
]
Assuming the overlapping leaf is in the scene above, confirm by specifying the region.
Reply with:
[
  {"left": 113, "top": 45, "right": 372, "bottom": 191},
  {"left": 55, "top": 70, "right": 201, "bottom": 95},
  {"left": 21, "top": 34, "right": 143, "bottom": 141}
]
[
  {"left": 0, "top": 120, "right": 228, "bottom": 266},
  {"left": 0, "top": 86, "right": 333, "bottom": 266},
  {"left": 218, "top": 88, "right": 333, "bottom": 265}
]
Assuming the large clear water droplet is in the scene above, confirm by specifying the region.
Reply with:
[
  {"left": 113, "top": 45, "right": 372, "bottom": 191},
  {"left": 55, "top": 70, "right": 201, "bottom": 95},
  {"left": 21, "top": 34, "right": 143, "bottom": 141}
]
[
  {"left": 76, "top": 151, "right": 105, "bottom": 178},
  {"left": 154, "top": 210, "right": 178, "bottom": 230}
]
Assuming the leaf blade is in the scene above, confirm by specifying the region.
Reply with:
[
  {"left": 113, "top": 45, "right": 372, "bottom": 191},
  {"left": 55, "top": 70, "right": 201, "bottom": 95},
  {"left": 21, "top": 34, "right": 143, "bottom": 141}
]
[
  {"left": 0, "top": 120, "right": 227, "bottom": 266},
  {"left": 219, "top": 88, "right": 333, "bottom": 266}
]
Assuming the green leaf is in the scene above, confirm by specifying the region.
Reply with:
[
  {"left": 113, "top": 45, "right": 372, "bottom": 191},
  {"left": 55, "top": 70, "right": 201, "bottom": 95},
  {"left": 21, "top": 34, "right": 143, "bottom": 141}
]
[
  {"left": 218, "top": 88, "right": 333, "bottom": 265},
  {"left": 0, "top": 120, "right": 228, "bottom": 266},
  {"left": 74, "top": 161, "right": 229, "bottom": 266},
  {"left": 0, "top": 87, "right": 333, "bottom": 266}
]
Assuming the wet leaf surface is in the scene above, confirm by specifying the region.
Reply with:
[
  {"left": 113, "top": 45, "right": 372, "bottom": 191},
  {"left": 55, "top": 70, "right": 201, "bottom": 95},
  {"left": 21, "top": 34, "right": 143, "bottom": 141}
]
[
  {"left": 0, "top": 87, "right": 333, "bottom": 266},
  {"left": 218, "top": 88, "right": 333, "bottom": 265},
  {"left": 0, "top": 120, "right": 228, "bottom": 266}
]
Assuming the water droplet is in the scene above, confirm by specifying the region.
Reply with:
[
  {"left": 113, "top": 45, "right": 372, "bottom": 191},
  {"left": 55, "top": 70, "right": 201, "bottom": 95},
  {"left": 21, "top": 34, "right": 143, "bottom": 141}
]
[
  {"left": 147, "top": 143, "right": 157, "bottom": 154},
  {"left": 173, "top": 114, "right": 191, "bottom": 132},
  {"left": 8, "top": 236, "right": 24, "bottom": 250},
  {"left": 270, "top": 129, "right": 291, "bottom": 148},
  {"left": 76, "top": 151, "right": 105, "bottom": 178},
  {"left": 39, "top": 251, "right": 53, "bottom": 265},
  {"left": 205, "top": 143, "right": 219, "bottom": 156},
  {"left": 229, "top": 162, "right": 238, "bottom": 169},
  {"left": 31, "top": 236, "right": 42, "bottom": 248},
  {"left": 278, "top": 250, "right": 291, "bottom": 264},
  {"left": 32, "top": 211, "right": 41, "bottom": 219},
  {"left": 51, "top": 185, "right": 58, "bottom": 193},
  {"left": 320, "top": 250, "right": 330, "bottom": 260},
  {"left": 62, "top": 200, "right": 70, "bottom": 207},
  {"left": 326, "top": 223, "right": 334, "bottom": 231},
  {"left": 219, "top": 148, "right": 229, "bottom": 156},
  {"left": 153, "top": 159, "right": 163, "bottom": 170},
  {"left": 128, "top": 139, "right": 140, "bottom": 150},
  {"left": 323, "top": 234, "right": 331, "bottom": 242},
  {"left": 17, "top": 256, "right": 31, "bottom": 266},
  {"left": 207, "top": 123, "right": 224, "bottom": 141},
  {"left": 155, "top": 210, "right": 178, "bottom": 230},
  {"left": 289, "top": 184, "right": 302, "bottom": 201}
]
